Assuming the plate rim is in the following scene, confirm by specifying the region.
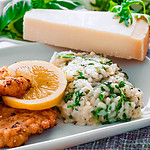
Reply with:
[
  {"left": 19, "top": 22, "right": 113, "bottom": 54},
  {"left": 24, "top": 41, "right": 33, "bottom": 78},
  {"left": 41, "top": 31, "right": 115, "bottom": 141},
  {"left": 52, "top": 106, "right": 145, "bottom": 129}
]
[{"left": 12, "top": 117, "right": 150, "bottom": 150}]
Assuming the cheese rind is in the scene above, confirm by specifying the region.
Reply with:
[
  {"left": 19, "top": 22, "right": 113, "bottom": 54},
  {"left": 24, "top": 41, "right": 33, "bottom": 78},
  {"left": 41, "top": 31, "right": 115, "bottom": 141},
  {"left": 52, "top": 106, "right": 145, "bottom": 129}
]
[{"left": 23, "top": 9, "right": 149, "bottom": 61}]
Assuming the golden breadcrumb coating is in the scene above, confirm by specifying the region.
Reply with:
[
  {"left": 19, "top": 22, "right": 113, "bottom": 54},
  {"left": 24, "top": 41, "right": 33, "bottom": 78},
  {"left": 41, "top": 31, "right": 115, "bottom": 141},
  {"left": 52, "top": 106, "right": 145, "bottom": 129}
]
[{"left": 0, "top": 101, "right": 57, "bottom": 148}]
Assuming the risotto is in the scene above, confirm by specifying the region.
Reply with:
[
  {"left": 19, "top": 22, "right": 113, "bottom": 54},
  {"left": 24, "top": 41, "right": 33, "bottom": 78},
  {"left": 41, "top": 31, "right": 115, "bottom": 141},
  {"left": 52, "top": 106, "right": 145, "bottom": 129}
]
[{"left": 50, "top": 51, "right": 144, "bottom": 126}]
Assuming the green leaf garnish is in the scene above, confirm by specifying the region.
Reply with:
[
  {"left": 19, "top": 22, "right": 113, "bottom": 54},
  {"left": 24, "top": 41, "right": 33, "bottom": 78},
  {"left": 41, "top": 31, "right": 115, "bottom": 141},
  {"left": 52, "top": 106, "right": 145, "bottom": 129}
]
[
  {"left": 119, "top": 81, "right": 126, "bottom": 88},
  {"left": 102, "top": 66, "right": 106, "bottom": 70},
  {"left": 104, "top": 82, "right": 114, "bottom": 94},
  {"left": 124, "top": 97, "right": 130, "bottom": 101},
  {"left": 101, "top": 86, "right": 105, "bottom": 91},
  {"left": 110, "top": 0, "right": 146, "bottom": 27},
  {"left": 116, "top": 96, "right": 123, "bottom": 112},
  {"left": 99, "top": 93, "right": 104, "bottom": 101},
  {"left": 76, "top": 70, "right": 86, "bottom": 79},
  {"left": 91, "top": 107, "right": 104, "bottom": 121},
  {"left": 67, "top": 90, "right": 84, "bottom": 108},
  {"left": 56, "top": 53, "right": 76, "bottom": 59},
  {"left": 105, "top": 60, "right": 113, "bottom": 65},
  {"left": 69, "top": 115, "right": 73, "bottom": 119},
  {"left": 88, "top": 63, "right": 94, "bottom": 65},
  {"left": 122, "top": 113, "right": 131, "bottom": 121},
  {"left": 129, "top": 102, "right": 131, "bottom": 106},
  {"left": 64, "top": 92, "right": 74, "bottom": 103}
]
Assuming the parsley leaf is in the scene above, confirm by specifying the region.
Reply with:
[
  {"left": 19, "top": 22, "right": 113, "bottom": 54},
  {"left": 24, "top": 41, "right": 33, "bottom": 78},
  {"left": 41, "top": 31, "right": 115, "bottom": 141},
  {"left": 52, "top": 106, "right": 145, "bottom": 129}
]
[
  {"left": 88, "top": 63, "right": 94, "bottom": 65},
  {"left": 76, "top": 70, "right": 86, "bottom": 79},
  {"left": 101, "top": 86, "right": 105, "bottom": 91},
  {"left": 102, "top": 66, "right": 106, "bottom": 70},
  {"left": 56, "top": 53, "right": 75, "bottom": 59},
  {"left": 119, "top": 81, "right": 126, "bottom": 88},
  {"left": 104, "top": 82, "right": 114, "bottom": 94},
  {"left": 105, "top": 60, "right": 113, "bottom": 65},
  {"left": 122, "top": 113, "right": 131, "bottom": 121},
  {"left": 69, "top": 115, "right": 73, "bottom": 119},
  {"left": 64, "top": 92, "right": 74, "bottom": 103},
  {"left": 67, "top": 90, "right": 84, "bottom": 108},
  {"left": 99, "top": 93, "right": 104, "bottom": 101},
  {"left": 110, "top": 0, "right": 146, "bottom": 27}
]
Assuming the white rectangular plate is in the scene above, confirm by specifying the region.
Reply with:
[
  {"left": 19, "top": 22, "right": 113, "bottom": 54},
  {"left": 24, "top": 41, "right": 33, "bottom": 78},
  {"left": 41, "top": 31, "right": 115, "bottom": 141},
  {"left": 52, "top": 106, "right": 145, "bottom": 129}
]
[{"left": 0, "top": 42, "right": 150, "bottom": 150}]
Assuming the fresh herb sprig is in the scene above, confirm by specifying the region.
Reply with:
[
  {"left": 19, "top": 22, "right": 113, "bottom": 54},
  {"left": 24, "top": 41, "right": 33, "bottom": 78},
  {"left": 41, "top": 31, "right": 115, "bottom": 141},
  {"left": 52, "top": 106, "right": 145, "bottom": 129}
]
[
  {"left": 64, "top": 92, "right": 74, "bottom": 103},
  {"left": 90, "top": 0, "right": 150, "bottom": 27},
  {"left": 76, "top": 70, "right": 86, "bottom": 79},
  {"left": 56, "top": 52, "right": 76, "bottom": 59},
  {"left": 67, "top": 90, "right": 84, "bottom": 108},
  {"left": 110, "top": 0, "right": 146, "bottom": 27}
]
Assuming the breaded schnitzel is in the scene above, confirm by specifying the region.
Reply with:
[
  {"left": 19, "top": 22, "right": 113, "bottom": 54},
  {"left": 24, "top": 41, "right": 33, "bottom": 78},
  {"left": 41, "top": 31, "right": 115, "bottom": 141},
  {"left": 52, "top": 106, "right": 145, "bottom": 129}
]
[
  {"left": 0, "top": 66, "right": 31, "bottom": 97},
  {"left": 0, "top": 101, "right": 57, "bottom": 148}
]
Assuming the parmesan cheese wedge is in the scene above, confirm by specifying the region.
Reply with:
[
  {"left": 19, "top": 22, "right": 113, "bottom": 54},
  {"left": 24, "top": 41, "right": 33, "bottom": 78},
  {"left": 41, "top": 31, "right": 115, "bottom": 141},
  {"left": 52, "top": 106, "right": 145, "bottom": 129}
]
[{"left": 23, "top": 9, "right": 149, "bottom": 61}]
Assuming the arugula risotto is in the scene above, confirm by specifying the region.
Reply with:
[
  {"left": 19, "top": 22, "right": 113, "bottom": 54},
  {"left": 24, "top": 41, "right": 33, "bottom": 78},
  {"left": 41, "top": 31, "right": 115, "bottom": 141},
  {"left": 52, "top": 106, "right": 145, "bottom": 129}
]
[{"left": 50, "top": 51, "right": 144, "bottom": 126}]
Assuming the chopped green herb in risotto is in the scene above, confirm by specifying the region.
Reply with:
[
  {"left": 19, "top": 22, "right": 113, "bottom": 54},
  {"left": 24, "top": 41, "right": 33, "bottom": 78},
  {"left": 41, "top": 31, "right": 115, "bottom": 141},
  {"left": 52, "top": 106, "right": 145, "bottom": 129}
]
[{"left": 50, "top": 51, "right": 144, "bottom": 126}]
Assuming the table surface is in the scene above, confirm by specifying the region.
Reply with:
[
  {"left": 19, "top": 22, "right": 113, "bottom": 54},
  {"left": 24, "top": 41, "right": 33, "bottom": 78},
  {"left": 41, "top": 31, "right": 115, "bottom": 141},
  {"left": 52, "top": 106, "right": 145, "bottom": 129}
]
[{"left": 0, "top": 39, "right": 150, "bottom": 150}]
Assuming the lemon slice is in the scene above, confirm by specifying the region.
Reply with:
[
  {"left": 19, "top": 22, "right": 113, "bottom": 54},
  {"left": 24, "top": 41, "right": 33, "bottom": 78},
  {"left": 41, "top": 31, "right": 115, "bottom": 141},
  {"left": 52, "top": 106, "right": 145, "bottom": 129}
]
[{"left": 2, "top": 61, "right": 67, "bottom": 110}]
